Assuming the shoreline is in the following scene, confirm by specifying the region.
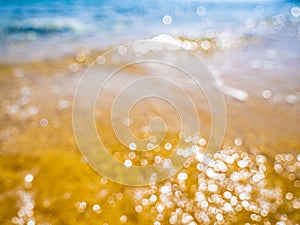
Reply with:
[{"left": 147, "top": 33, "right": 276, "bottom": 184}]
[{"left": 0, "top": 38, "right": 300, "bottom": 224}]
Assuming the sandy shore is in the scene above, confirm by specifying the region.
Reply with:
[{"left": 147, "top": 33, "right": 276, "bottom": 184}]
[{"left": 0, "top": 41, "right": 300, "bottom": 224}]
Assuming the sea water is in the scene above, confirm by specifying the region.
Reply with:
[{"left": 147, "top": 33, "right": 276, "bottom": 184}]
[{"left": 0, "top": 0, "right": 299, "bottom": 63}]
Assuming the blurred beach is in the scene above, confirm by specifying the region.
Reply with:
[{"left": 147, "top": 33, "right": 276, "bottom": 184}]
[{"left": 1, "top": 0, "right": 300, "bottom": 224}]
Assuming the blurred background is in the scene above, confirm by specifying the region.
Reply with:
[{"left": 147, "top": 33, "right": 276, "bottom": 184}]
[{"left": 0, "top": 0, "right": 300, "bottom": 224}]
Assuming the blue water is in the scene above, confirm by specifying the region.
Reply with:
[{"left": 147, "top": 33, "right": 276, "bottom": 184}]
[{"left": 0, "top": 0, "right": 299, "bottom": 63}]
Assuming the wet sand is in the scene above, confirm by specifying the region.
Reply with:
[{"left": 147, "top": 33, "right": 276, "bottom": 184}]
[{"left": 0, "top": 40, "right": 300, "bottom": 224}]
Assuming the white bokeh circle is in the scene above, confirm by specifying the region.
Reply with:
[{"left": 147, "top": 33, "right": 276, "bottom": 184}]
[{"left": 72, "top": 40, "right": 226, "bottom": 186}]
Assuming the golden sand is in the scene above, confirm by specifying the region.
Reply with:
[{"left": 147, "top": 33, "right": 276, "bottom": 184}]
[{"left": 0, "top": 46, "right": 299, "bottom": 224}]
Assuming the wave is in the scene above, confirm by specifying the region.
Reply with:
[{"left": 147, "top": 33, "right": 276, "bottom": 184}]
[{"left": 3, "top": 18, "right": 88, "bottom": 35}]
